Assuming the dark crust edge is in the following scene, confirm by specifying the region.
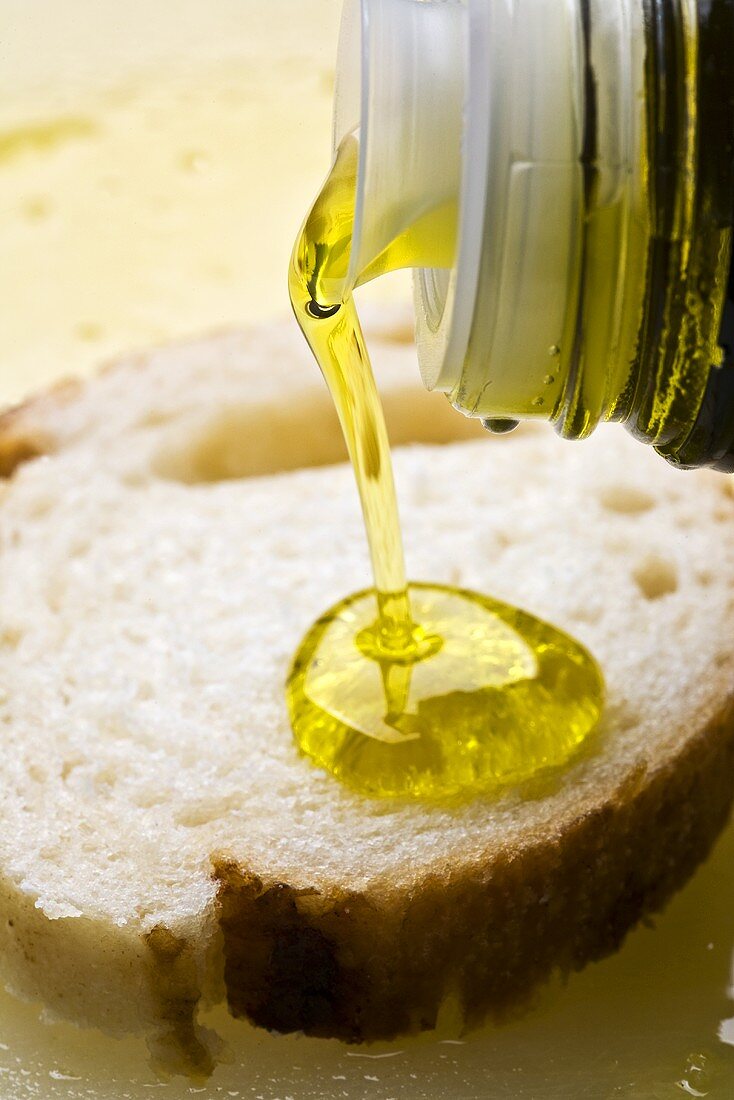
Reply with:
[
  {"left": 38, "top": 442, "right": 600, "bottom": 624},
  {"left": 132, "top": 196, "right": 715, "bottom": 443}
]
[
  {"left": 0, "top": 353, "right": 154, "bottom": 479},
  {"left": 0, "top": 378, "right": 84, "bottom": 477},
  {"left": 212, "top": 694, "right": 734, "bottom": 1042}
]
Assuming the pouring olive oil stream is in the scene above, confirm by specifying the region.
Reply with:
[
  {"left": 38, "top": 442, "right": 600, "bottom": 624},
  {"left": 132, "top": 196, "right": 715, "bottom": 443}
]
[{"left": 287, "top": 134, "right": 604, "bottom": 801}]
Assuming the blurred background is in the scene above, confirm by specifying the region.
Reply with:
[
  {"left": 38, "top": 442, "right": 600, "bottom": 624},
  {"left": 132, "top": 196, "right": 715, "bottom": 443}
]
[
  {"left": 2, "top": 2, "right": 734, "bottom": 1097},
  {"left": 1, "top": 0, "right": 403, "bottom": 402}
]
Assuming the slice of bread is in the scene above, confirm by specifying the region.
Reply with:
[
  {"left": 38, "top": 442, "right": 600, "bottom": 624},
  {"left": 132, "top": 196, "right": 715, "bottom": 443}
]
[{"left": 0, "top": 309, "right": 733, "bottom": 1077}]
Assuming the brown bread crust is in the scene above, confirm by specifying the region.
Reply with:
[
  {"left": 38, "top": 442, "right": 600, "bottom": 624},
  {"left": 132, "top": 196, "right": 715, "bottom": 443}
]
[
  {"left": 0, "top": 378, "right": 83, "bottom": 477},
  {"left": 212, "top": 696, "right": 734, "bottom": 1041}
]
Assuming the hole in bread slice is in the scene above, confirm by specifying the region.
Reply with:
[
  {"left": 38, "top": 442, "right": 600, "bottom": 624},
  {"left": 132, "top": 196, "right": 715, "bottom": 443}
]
[
  {"left": 599, "top": 485, "right": 656, "bottom": 515},
  {"left": 632, "top": 555, "right": 679, "bottom": 601}
]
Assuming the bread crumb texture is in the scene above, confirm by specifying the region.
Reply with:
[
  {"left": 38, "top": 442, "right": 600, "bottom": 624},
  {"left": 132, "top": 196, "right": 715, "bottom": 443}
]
[{"left": 0, "top": 311, "right": 732, "bottom": 1075}]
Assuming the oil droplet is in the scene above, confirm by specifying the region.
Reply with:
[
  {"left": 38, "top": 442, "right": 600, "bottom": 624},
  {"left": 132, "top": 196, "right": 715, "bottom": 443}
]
[
  {"left": 532, "top": 396, "right": 545, "bottom": 408},
  {"left": 481, "top": 418, "right": 520, "bottom": 435},
  {"left": 548, "top": 344, "right": 561, "bottom": 357},
  {"left": 288, "top": 583, "right": 603, "bottom": 801}
]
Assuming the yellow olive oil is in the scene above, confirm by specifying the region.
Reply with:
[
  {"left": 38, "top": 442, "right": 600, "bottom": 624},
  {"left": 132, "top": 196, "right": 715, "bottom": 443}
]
[{"left": 287, "top": 134, "right": 604, "bottom": 802}]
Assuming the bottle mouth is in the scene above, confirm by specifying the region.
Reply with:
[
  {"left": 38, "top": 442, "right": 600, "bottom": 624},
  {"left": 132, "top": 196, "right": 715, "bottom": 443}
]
[{"left": 333, "top": 0, "right": 465, "bottom": 370}]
